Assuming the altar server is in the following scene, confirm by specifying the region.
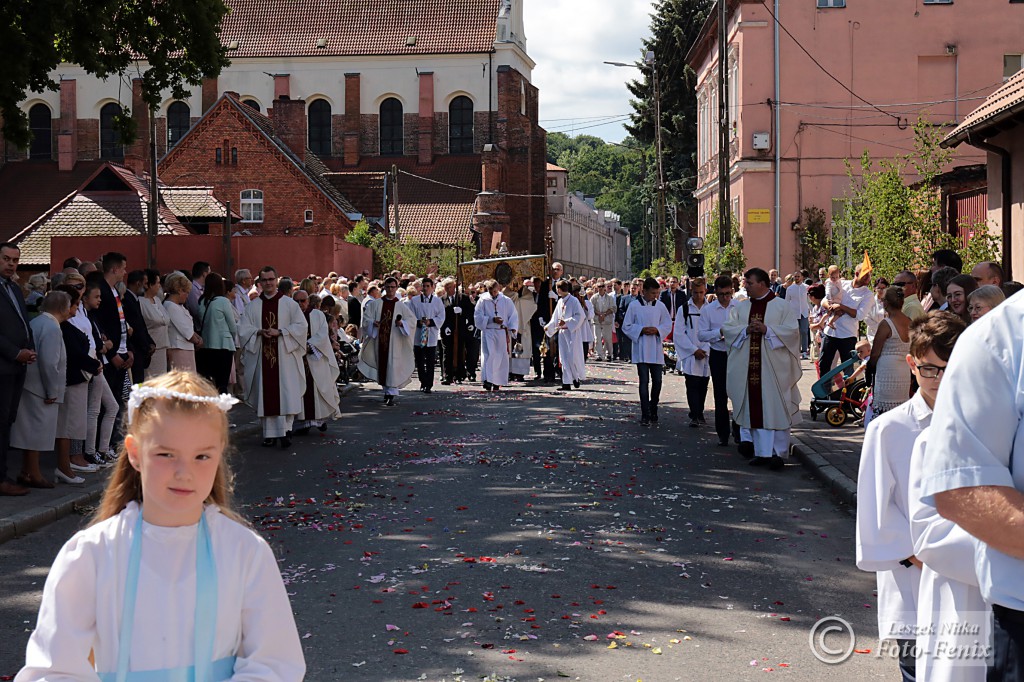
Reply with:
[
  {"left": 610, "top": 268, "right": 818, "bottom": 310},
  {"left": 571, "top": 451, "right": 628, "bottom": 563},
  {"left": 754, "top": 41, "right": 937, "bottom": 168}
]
[
  {"left": 474, "top": 280, "right": 519, "bottom": 391},
  {"left": 621, "top": 277, "right": 672, "bottom": 424}
]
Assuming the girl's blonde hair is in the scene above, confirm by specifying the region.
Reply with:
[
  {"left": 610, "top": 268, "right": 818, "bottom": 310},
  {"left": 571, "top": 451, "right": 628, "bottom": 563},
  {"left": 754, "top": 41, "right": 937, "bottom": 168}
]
[{"left": 92, "top": 371, "right": 243, "bottom": 525}]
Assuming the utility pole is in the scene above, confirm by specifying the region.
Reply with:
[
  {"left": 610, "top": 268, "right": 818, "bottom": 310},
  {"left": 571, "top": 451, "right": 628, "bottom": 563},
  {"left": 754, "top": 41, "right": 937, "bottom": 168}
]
[
  {"left": 647, "top": 50, "right": 667, "bottom": 263},
  {"left": 147, "top": 106, "right": 158, "bottom": 269},
  {"left": 391, "top": 164, "right": 401, "bottom": 242},
  {"left": 717, "top": 0, "right": 731, "bottom": 248}
]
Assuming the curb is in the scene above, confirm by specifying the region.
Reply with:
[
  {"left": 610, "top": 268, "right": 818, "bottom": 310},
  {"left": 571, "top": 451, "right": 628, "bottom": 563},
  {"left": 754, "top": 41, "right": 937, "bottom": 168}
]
[
  {"left": 791, "top": 439, "right": 857, "bottom": 508},
  {"left": 0, "top": 384, "right": 360, "bottom": 545}
]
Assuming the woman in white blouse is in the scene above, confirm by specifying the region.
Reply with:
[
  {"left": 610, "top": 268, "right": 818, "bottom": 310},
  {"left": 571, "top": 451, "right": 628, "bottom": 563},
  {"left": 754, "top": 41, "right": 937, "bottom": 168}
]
[
  {"left": 139, "top": 268, "right": 170, "bottom": 376},
  {"left": 162, "top": 271, "right": 203, "bottom": 371}
]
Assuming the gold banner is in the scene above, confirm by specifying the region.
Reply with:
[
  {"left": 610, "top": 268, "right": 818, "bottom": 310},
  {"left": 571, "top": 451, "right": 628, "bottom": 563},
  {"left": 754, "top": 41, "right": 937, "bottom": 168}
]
[{"left": 459, "top": 254, "right": 548, "bottom": 287}]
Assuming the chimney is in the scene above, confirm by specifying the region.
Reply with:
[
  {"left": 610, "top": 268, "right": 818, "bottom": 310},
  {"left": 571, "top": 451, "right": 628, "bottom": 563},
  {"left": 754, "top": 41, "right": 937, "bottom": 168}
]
[
  {"left": 202, "top": 76, "right": 219, "bottom": 113},
  {"left": 274, "top": 74, "right": 290, "bottom": 100},
  {"left": 272, "top": 96, "right": 307, "bottom": 160},
  {"left": 417, "top": 72, "right": 434, "bottom": 165},
  {"left": 127, "top": 79, "right": 151, "bottom": 166},
  {"left": 343, "top": 73, "right": 361, "bottom": 167},
  {"left": 58, "top": 79, "right": 77, "bottom": 171}
]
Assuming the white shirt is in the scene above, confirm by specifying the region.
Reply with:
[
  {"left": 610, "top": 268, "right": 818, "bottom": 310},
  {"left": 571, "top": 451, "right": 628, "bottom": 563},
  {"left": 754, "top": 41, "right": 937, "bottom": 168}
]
[
  {"left": 788, "top": 282, "right": 809, "bottom": 318},
  {"left": 697, "top": 298, "right": 736, "bottom": 352},
  {"left": 164, "top": 300, "right": 196, "bottom": 350},
  {"left": 921, "top": 290, "right": 1024, "bottom": 610},
  {"left": 232, "top": 284, "right": 249, "bottom": 316},
  {"left": 16, "top": 502, "right": 305, "bottom": 681},
  {"left": 111, "top": 285, "right": 128, "bottom": 354},
  {"left": 676, "top": 301, "right": 709, "bottom": 377},
  {"left": 823, "top": 287, "right": 869, "bottom": 339},
  {"left": 621, "top": 298, "right": 672, "bottom": 364},
  {"left": 406, "top": 293, "right": 446, "bottom": 347},
  {"left": 856, "top": 391, "right": 932, "bottom": 639},
  {"left": 70, "top": 306, "right": 99, "bottom": 360}
]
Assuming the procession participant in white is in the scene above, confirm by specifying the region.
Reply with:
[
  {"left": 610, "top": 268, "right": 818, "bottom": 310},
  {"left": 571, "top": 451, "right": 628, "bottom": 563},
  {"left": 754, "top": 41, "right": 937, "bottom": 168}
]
[
  {"left": 579, "top": 289, "right": 595, "bottom": 360},
  {"left": 698, "top": 276, "right": 738, "bottom": 446},
  {"left": 507, "top": 279, "right": 537, "bottom": 380},
  {"left": 544, "top": 280, "right": 586, "bottom": 391},
  {"left": 407, "top": 278, "right": 446, "bottom": 393},
  {"left": 722, "top": 268, "right": 801, "bottom": 470},
  {"left": 855, "top": 316, "right": 961, "bottom": 682},
  {"left": 292, "top": 290, "right": 340, "bottom": 435},
  {"left": 677, "top": 277, "right": 710, "bottom": 428},
  {"left": 359, "top": 277, "right": 415, "bottom": 406},
  {"left": 622, "top": 277, "right": 673, "bottom": 424},
  {"left": 591, "top": 282, "right": 616, "bottom": 361},
  {"left": 474, "top": 280, "right": 519, "bottom": 392},
  {"left": 237, "top": 266, "right": 307, "bottom": 448},
  {"left": 920, "top": 290, "right": 1024, "bottom": 681},
  {"left": 15, "top": 372, "right": 305, "bottom": 682}
]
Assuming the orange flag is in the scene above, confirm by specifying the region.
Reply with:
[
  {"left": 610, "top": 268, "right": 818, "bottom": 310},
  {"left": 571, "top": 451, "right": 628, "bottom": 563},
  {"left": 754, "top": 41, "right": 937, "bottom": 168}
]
[{"left": 859, "top": 251, "right": 872, "bottom": 277}]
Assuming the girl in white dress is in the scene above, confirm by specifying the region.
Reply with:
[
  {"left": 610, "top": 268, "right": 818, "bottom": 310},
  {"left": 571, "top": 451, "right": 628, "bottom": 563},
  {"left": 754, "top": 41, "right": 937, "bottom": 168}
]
[{"left": 16, "top": 371, "right": 305, "bottom": 682}]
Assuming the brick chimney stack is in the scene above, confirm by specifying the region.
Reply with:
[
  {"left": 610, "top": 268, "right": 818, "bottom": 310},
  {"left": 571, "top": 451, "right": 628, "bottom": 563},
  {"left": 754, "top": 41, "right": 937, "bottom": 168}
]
[
  {"left": 58, "top": 79, "right": 78, "bottom": 171},
  {"left": 124, "top": 79, "right": 152, "bottom": 175},
  {"left": 417, "top": 72, "right": 434, "bottom": 165},
  {"left": 272, "top": 96, "right": 307, "bottom": 161},
  {"left": 343, "top": 74, "right": 361, "bottom": 167}
]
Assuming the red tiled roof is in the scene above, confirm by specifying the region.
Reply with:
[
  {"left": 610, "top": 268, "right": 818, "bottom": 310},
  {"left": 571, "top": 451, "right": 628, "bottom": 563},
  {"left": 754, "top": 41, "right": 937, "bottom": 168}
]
[
  {"left": 161, "top": 187, "right": 237, "bottom": 220},
  {"left": 13, "top": 164, "right": 191, "bottom": 266},
  {"left": 944, "top": 70, "right": 1024, "bottom": 147},
  {"left": 220, "top": 0, "right": 501, "bottom": 58},
  {"left": 546, "top": 163, "right": 567, "bottom": 172},
  {"left": 341, "top": 156, "right": 482, "bottom": 245},
  {"left": 321, "top": 172, "right": 387, "bottom": 220},
  {"left": 0, "top": 160, "right": 106, "bottom": 244}
]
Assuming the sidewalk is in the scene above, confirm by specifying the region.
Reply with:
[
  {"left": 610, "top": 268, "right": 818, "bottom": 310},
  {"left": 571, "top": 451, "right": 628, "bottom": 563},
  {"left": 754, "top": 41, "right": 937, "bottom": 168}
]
[
  {"left": 790, "top": 358, "right": 863, "bottom": 507},
  {"left": 0, "top": 384, "right": 357, "bottom": 543}
]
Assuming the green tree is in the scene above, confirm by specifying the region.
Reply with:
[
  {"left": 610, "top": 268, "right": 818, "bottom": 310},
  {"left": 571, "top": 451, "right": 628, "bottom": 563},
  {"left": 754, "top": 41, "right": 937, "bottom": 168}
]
[
  {"left": 343, "top": 220, "right": 374, "bottom": 248},
  {"left": 1, "top": 0, "right": 230, "bottom": 147},
  {"left": 703, "top": 204, "right": 745, "bottom": 276},
  {"left": 796, "top": 206, "right": 830, "bottom": 273},
  {"left": 626, "top": 0, "right": 712, "bottom": 219}
]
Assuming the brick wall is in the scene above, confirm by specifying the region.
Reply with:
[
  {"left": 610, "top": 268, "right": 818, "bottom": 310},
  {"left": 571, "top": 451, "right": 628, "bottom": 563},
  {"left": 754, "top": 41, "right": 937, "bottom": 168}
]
[
  {"left": 77, "top": 119, "right": 99, "bottom": 160},
  {"left": 403, "top": 113, "right": 418, "bottom": 156},
  {"left": 433, "top": 113, "right": 448, "bottom": 155},
  {"left": 159, "top": 101, "right": 353, "bottom": 238},
  {"left": 360, "top": 114, "right": 378, "bottom": 156},
  {"left": 494, "top": 66, "right": 544, "bottom": 254},
  {"left": 473, "top": 111, "right": 491, "bottom": 152}
]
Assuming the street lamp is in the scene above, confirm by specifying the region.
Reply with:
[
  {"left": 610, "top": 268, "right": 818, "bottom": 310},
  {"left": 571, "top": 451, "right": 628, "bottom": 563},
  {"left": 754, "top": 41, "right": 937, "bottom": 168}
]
[{"left": 605, "top": 56, "right": 667, "bottom": 265}]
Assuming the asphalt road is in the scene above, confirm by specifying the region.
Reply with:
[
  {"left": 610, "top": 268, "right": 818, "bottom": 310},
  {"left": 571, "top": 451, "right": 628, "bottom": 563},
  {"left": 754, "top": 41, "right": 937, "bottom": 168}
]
[{"left": 0, "top": 362, "right": 898, "bottom": 681}]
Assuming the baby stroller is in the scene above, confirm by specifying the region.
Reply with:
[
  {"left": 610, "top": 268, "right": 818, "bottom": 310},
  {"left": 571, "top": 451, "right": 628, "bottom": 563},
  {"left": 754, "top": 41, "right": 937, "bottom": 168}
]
[
  {"left": 336, "top": 339, "right": 363, "bottom": 384},
  {"left": 809, "top": 350, "right": 870, "bottom": 427}
]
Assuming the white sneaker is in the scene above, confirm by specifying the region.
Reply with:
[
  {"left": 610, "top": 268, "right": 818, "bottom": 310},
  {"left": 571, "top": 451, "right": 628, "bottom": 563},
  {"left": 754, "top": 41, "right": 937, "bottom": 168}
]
[{"left": 70, "top": 461, "right": 99, "bottom": 473}]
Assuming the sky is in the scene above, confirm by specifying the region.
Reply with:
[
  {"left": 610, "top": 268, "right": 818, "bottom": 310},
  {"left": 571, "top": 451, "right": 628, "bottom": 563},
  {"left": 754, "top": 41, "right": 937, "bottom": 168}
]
[{"left": 524, "top": 0, "right": 657, "bottom": 143}]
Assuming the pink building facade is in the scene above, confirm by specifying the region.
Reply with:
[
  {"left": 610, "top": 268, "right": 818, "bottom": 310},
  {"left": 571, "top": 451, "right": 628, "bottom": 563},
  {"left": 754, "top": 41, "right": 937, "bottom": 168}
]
[{"left": 688, "top": 0, "right": 1024, "bottom": 274}]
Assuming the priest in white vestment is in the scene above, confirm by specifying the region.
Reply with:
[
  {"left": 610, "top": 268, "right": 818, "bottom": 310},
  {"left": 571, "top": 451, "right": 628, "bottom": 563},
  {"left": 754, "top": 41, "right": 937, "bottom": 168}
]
[
  {"left": 544, "top": 280, "right": 587, "bottom": 391},
  {"left": 506, "top": 280, "right": 537, "bottom": 380},
  {"left": 474, "top": 280, "right": 519, "bottom": 391},
  {"left": 722, "top": 267, "right": 801, "bottom": 469},
  {"left": 359, "top": 277, "right": 415, "bottom": 406},
  {"left": 238, "top": 266, "right": 307, "bottom": 448},
  {"left": 621, "top": 277, "right": 673, "bottom": 423},
  {"left": 292, "top": 291, "right": 340, "bottom": 433},
  {"left": 406, "top": 278, "right": 446, "bottom": 393}
]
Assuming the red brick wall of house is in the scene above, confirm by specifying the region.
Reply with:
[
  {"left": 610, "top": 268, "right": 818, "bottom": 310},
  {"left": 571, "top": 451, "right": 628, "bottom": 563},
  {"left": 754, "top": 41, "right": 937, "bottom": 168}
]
[{"left": 158, "top": 102, "right": 353, "bottom": 238}]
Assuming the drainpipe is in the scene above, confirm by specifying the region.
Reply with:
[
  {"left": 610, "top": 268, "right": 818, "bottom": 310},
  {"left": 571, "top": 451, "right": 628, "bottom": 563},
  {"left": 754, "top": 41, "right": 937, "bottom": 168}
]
[
  {"left": 968, "top": 133, "right": 1013, "bottom": 281},
  {"left": 773, "top": 0, "right": 781, "bottom": 271}
]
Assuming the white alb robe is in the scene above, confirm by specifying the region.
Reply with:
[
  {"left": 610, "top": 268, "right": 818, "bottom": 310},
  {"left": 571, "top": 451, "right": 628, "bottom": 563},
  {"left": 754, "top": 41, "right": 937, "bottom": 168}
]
[
  {"left": 545, "top": 294, "right": 587, "bottom": 384},
  {"left": 16, "top": 502, "right": 305, "bottom": 682},
  {"left": 676, "top": 303, "right": 709, "bottom": 377},
  {"left": 238, "top": 293, "right": 307, "bottom": 438},
  {"left": 297, "top": 309, "right": 340, "bottom": 423},
  {"left": 855, "top": 391, "right": 930, "bottom": 642},
  {"left": 474, "top": 292, "right": 519, "bottom": 387},
  {"left": 910, "top": 428, "right": 989, "bottom": 682},
  {"left": 359, "top": 296, "right": 415, "bottom": 394},
  {"left": 621, "top": 298, "right": 672, "bottom": 365},
  {"left": 508, "top": 291, "right": 538, "bottom": 376},
  {"left": 723, "top": 293, "right": 801, "bottom": 457},
  {"left": 581, "top": 298, "right": 595, "bottom": 344},
  {"left": 406, "top": 293, "right": 446, "bottom": 347}
]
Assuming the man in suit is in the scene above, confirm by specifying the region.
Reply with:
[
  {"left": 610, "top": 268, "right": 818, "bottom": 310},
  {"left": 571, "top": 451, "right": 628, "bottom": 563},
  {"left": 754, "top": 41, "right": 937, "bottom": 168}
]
[
  {"left": 659, "top": 277, "right": 689, "bottom": 353},
  {"left": 124, "top": 270, "right": 154, "bottom": 383},
  {"left": 0, "top": 243, "right": 36, "bottom": 495},
  {"left": 93, "top": 252, "right": 132, "bottom": 446},
  {"left": 531, "top": 262, "right": 564, "bottom": 382}
]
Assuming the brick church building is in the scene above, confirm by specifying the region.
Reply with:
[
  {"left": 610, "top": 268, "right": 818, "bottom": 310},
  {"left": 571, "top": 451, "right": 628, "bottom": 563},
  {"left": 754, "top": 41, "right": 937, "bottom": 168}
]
[{"left": 1, "top": 0, "right": 547, "bottom": 259}]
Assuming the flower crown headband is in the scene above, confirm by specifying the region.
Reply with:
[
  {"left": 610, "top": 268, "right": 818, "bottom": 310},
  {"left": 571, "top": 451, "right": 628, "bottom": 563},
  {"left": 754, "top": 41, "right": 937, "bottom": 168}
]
[{"left": 126, "top": 385, "right": 239, "bottom": 425}]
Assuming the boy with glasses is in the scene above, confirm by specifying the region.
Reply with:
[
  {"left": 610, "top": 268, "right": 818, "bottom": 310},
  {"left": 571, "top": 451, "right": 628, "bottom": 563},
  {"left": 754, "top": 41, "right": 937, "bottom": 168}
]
[{"left": 856, "top": 311, "right": 966, "bottom": 682}]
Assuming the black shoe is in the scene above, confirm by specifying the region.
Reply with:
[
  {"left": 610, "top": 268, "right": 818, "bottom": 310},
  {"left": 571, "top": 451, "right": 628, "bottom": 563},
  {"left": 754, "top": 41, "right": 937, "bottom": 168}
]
[
  {"left": 749, "top": 456, "right": 769, "bottom": 467},
  {"left": 424, "top": 387, "right": 432, "bottom": 394},
  {"left": 573, "top": 380, "right": 580, "bottom": 388},
  {"left": 688, "top": 419, "right": 700, "bottom": 428},
  {"left": 698, "top": 416, "right": 707, "bottom": 425},
  {"left": 441, "top": 379, "right": 452, "bottom": 385},
  {"left": 718, "top": 439, "right": 730, "bottom": 447},
  {"left": 383, "top": 395, "right": 395, "bottom": 407},
  {"left": 557, "top": 385, "right": 572, "bottom": 391},
  {"left": 640, "top": 415, "right": 651, "bottom": 425},
  {"left": 769, "top": 455, "right": 785, "bottom": 471},
  {"left": 279, "top": 437, "right": 292, "bottom": 449},
  {"left": 262, "top": 438, "right": 276, "bottom": 447},
  {"left": 318, "top": 423, "right": 328, "bottom": 432},
  {"left": 482, "top": 381, "right": 492, "bottom": 391},
  {"left": 293, "top": 427, "right": 311, "bottom": 436},
  {"left": 492, "top": 385, "right": 500, "bottom": 391},
  {"left": 650, "top": 411, "right": 659, "bottom": 423},
  {"left": 738, "top": 441, "right": 755, "bottom": 460}
]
